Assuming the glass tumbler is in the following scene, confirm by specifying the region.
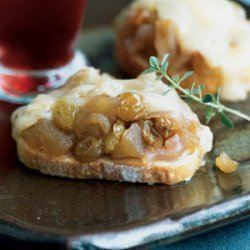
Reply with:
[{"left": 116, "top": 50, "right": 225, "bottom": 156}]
[{"left": 0, "top": 0, "right": 87, "bottom": 103}]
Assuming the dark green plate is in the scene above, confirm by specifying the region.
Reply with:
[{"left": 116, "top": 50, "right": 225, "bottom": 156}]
[
  {"left": 0, "top": 27, "right": 249, "bottom": 250},
  {"left": 0, "top": 1, "right": 250, "bottom": 249}
]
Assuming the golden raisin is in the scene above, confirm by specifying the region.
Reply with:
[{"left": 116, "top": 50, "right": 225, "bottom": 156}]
[
  {"left": 215, "top": 153, "right": 239, "bottom": 174},
  {"left": 52, "top": 100, "right": 78, "bottom": 131},
  {"left": 74, "top": 137, "right": 103, "bottom": 161},
  {"left": 116, "top": 92, "right": 148, "bottom": 122}
]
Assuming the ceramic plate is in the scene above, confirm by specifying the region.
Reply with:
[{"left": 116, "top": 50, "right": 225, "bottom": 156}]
[{"left": 0, "top": 1, "right": 250, "bottom": 249}]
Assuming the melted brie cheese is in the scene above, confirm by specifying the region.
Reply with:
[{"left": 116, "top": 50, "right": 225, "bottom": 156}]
[
  {"left": 134, "top": 0, "right": 250, "bottom": 100},
  {"left": 12, "top": 67, "right": 199, "bottom": 138}
]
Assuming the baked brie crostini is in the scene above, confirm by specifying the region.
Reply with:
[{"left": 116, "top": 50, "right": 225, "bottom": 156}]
[
  {"left": 11, "top": 68, "right": 213, "bottom": 185},
  {"left": 115, "top": 0, "right": 250, "bottom": 101}
]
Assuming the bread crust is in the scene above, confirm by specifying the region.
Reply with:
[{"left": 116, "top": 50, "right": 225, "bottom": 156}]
[{"left": 17, "top": 139, "right": 202, "bottom": 185}]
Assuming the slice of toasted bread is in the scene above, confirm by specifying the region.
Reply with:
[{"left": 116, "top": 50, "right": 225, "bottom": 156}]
[{"left": 12, "top": 68, "right": 213, "bottom": 185}]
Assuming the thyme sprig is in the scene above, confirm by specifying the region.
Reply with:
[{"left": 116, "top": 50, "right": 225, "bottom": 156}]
[{"left": 144, "top": 54, "right": 250, "bottom": 128}]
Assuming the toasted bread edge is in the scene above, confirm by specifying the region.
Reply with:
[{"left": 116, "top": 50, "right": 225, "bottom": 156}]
[{"left": 16, "top": 139, "right": 204, "bottom": 185}]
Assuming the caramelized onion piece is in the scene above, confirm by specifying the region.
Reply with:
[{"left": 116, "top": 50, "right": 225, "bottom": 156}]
[
  {"left": 78, "top": 94, "right": 117, "bottom": 123},
  {"left": 215, "top": 152, "right": 239, "bottom": 173},
  {"left": 154, "top": 116, "right": 172, "bottom": 138},
  {"left": 74, "top": 113, "right": 111, "bottom": 139},
  {"left": 116, "top": 92, "right": 148, "bottom": 122},
  {"left": 145, "top": 133, "right": 185, "bottom": 162},
  {"left": 112, "top": 122, "right": 145, "bottom": 159},
  {"left": 74, "top": 137, "right": 103, "bottom": 161},
  {"left": 138, "top": 120, "right": 163, "bottom": 148},
  {"left": 148, "top": 113, "right": 199, "bottom": 151},
  {"left": 22, "top": 119, "right": 75, "bottom": 156},
  {"left": 52, "top": 100, "right": 78, "bottom": 131}
]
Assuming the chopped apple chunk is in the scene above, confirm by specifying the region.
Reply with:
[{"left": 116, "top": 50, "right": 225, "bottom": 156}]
[
  {"left": 22, "top": 119, "right": 75, "bottom": 156},
  {"left": 74, "top": 113, "right": 111, "bottom": 139},
  {"left": 78, "top": 94, "right": 117, "bottom": 123},
  {"left": 112, "top": 122, "right": 145, "bottom": 159}
]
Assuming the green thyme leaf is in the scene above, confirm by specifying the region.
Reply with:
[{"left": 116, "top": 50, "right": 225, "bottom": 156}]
[
  {"left": 205, "top": 107, "right": 217, "bottom": 124},
  {"left": 197, "top": 84, "right": 205, "bottom": 92},
  {"left": 215, "top": 87, "right": 222, "bottom": 105},
  {"left": 203, "top": 94, "right": 213, "bottom": 103},
  {"left": 161, "top": 53, "right": 170, "bottom": 66},
  {"left": 149, "top": 56, "right": 160, "bottom": 69},
  {"left": 190, "top": 82, "right": 196, "bottom": 92},
  {"left": 221, "top": 113, "right": 234, "bottom": 128},
  {"left": 181, "top": 71, "right": 194, "bottom": 81},
  {"left": 172, "top": 74, "right": 180, "bottom": 83},
  {"left": 191, "top": 88, "right": 200, "bottom": 95},
  {"left": 143, "top": 53, "right": 250, "bottom": 127},
  {"left": 160, "top": 61, "right": 169, "bottom": 75}
]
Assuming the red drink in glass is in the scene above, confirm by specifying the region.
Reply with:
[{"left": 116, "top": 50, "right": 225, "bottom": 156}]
[{"left": 0, "top": 0, "right": 87, "bottom": 103}]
